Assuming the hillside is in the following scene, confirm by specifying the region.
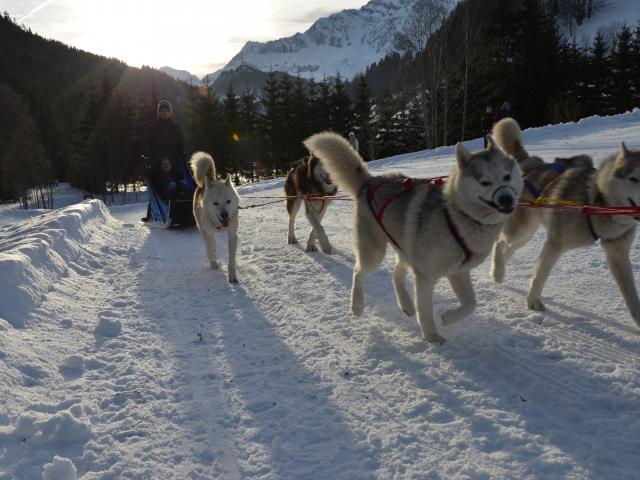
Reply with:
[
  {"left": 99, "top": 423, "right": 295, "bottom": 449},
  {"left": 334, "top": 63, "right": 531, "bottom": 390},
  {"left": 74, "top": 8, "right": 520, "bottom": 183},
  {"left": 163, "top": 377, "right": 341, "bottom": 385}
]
[
  {"left": 1, "top": 111, "right": 640, "bottom": 478},
  {"left": 219, "top": 0, "right": 440, "bottom": 80}
]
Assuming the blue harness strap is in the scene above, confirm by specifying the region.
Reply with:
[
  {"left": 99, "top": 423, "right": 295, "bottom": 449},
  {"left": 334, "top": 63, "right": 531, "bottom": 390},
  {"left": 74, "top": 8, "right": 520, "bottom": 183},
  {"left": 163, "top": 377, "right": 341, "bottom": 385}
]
[{"left": 524, "top": 162, "right": 566, "bottom": 199}]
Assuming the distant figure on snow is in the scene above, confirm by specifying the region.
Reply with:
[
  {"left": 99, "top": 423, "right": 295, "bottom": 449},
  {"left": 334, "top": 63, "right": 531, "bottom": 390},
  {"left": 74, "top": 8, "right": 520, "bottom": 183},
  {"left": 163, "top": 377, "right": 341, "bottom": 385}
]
[
  {"left": 348, "top": 132, "right": 359, "bottom": 152},
  {"left": 480, "top": 105, "right": 496, "bottom": 148},
  {"left": 497, "top": 100, "right": 513, "bottom": 121}
]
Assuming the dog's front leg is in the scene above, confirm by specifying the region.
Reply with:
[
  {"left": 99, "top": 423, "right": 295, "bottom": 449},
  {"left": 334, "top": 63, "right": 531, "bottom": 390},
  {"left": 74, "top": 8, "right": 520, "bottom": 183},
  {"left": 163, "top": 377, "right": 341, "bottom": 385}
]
[
  {"left": 602, "top": 239, "right": 640, "bottom": 326},
  {"left": 304, "top": 201, "right": 331, "bottom": 254},
  {"left": 442, "top": 270, "right": 476, "bottom": 326},
  {"left": 203, "top": 227, "right": 219, "bottom": 269},
  {"left": 527, "top": 240, "right": 563, "bottom": 311},
  {"left": 227, "top": 221, "right": 239, "bottom": 283},
  {"left": 415, "top": 275, "right": 446, "bottom": 344},
  {"left": 287, "top": 198, "right": 301, "bottom": 244}
]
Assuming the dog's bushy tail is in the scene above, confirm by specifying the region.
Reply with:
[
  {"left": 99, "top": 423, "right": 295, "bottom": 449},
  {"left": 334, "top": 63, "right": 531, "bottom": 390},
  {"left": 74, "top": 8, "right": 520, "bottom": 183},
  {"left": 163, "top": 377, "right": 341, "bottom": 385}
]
[
  {"left": 189, "top": 151, "right": 216, "bottom": 188},
  {"left": 304, "top": 132, "right": 372, "bottom": 197},
  {"left": 492, "top": 118, "right": 529, "bottom": 163}
]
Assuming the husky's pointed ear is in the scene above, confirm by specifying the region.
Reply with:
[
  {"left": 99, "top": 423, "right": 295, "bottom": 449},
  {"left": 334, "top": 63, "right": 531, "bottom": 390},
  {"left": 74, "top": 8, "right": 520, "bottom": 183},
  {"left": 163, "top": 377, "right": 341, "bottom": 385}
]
[
  {"left": 455, "top": 142, "right": 472, "bottom": 167},
  {"left": 620, "top": 142, "right": 629, "bottom": 156},
  {"left": 225, "top": 175, "right": 233, "bottom": 186}
]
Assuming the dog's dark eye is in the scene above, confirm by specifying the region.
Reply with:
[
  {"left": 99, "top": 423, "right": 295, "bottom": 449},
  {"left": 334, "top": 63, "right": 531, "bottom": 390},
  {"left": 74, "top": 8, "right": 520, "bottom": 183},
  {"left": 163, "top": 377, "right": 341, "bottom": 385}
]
[
  {"left": 213, "top": 202, "right": 219, "bottom": 206},
  {"left": 503, "top": 174, "right": 511, "bottom": 181},
  {"left": 226, "top": 200, "right": 231, "bottom": 204},
  {"left": 629, "top": 177, "right": 639, "bottom": 183},
  {"left": 481, "top": 181, "right": 492, "bottom": 186}
]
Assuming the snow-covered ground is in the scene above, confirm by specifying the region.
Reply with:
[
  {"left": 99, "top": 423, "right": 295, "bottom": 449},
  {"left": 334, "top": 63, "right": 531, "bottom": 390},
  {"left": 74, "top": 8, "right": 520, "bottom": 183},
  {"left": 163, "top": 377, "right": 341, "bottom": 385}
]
[{"left": 2, "top": 111, "right": 640, "bottom": 479}]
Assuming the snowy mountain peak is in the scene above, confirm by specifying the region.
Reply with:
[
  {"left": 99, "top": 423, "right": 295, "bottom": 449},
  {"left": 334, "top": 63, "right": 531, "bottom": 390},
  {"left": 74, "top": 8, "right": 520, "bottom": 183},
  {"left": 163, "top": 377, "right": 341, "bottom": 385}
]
[
  {"left": 222, "top": 0, "right": 434, "bottom": 80},
  {"left": 159, "top": 66, "right": 201, "bottom": 85}
]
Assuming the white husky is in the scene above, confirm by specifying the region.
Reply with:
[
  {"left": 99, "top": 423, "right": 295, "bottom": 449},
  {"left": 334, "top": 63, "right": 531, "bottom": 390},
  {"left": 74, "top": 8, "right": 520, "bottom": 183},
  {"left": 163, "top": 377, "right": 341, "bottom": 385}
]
[
  {"left": 305, "top": 132, "right": 523, "bottom": 343},
  {"left": 189, "top": 152, "right": 240, "bottom": 283}
]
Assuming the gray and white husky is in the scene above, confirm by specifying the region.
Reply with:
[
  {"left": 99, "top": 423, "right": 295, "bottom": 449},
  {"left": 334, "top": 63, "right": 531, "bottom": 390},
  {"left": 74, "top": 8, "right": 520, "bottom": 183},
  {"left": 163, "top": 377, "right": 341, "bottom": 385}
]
[
  {"left": 305, "top": 132, "right": 523, "bottom": 343},
  {"left": 490, "top": 119, "right": 640, "bottom": 327},
  {"left": 190, "top": 151, "right": 240, "bottom": 283},
  {"left": 490, "top": 117, "right": 593, "bottom": 284}
]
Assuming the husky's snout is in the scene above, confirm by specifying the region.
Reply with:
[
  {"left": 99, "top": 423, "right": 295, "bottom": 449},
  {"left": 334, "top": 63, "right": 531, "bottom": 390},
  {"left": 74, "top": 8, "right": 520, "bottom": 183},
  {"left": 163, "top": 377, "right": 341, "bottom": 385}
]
[
  {"left": 218, "top": 211, "right": 230, "bottom": 227},
  {"left": 491, "top": 186, "right": 517, "bottom": 213},
  {"left": 479, "top": 186, "right": 517, "bottom": 213}
]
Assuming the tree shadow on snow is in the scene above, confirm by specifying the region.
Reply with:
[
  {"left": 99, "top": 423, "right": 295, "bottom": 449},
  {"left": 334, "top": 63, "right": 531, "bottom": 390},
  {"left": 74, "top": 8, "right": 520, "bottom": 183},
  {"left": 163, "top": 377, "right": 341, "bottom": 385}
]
[
  {"left": 373, "top": 306, "right": 640, "bottom": 479},
  {"left": 134, "top": 226, "right": 377, "bottom": 479}
]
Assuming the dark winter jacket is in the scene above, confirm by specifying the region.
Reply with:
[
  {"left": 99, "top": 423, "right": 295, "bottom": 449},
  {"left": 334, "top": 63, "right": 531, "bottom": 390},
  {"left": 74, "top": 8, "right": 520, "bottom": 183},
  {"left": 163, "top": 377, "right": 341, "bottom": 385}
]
[
  {"left": 497, "top": 105, "right": 514, "bottom": 121},
  {"left": 481, "top": 111, "right": 496, "bottom": 134},
  {"left": 145, "top": 118, "right": 185, "bottom": 162}
]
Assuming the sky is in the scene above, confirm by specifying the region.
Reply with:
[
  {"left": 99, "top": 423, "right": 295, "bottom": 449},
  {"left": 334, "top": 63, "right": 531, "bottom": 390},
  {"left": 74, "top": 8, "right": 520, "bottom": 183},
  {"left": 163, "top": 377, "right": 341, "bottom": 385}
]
[{"left": 1, "top": 0, "right": 370, "bottom": 77}]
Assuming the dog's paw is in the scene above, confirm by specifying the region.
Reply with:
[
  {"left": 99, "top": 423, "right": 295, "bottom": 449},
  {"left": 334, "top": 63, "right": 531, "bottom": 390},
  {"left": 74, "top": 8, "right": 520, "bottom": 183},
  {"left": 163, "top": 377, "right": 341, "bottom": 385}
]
[
  {"left": 228, "top": 275, "right": 239, "bottom": 284},
  {"left": 528, "top": 297, "right": 545, "bottom": 311},
  {"left": 288, "top": 236, "right": 298, "bottom": 245},
  {"left": 424, "top": 333, "right": 447, "bottom": 345},
  {"left": 210, "top": 261, "right": 220, "bottom": 269},
  {"left": 305, "top": 244, "right": 318, "bottom": 252},
  {"left": 398, "top": 301, "right": 415, "bottom": 317},
  {"left": 490, "top": 265, "right": 505, "bottom": 284},
  {"left": 351, "top": 301, "right": 364, "bottom": 317},
  {"left": 320, "top": 244, "right": 333, "bottom": 255},
  {"left": 441, "top": 308, "right": 470, "bottom": 326},
  {"left": 441, "top": 310, "right": 458, "bottom": 326}
]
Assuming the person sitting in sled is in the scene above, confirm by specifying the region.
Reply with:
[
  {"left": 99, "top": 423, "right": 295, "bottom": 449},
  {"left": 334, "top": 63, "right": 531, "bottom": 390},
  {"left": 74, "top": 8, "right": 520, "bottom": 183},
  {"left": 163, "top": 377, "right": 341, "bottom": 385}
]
[{"left": 151, "top": 158, "right": 191, "bottom": 200}]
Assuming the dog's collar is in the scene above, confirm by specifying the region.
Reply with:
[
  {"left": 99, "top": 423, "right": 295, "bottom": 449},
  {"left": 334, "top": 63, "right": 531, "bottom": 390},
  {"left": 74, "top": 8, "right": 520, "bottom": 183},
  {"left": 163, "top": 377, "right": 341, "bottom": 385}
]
[{"left": 443, "top": 206, "right": 473, "bottom": 265}]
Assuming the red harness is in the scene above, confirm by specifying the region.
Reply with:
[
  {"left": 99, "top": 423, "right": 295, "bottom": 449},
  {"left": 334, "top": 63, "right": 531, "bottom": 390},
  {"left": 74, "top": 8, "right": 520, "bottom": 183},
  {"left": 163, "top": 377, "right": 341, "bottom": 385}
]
[{"left": 365, "top": 176, "right": 473, "bottom": 265}]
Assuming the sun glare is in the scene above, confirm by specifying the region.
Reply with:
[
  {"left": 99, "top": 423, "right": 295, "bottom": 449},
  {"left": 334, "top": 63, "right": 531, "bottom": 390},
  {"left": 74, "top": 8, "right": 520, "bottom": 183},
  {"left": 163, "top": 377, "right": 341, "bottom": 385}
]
[
  {"left": 13, "top": 0, "right": 369, "bottom": 76},
  {"left": 45, "top": 0, "right": 276, "bottom": 76}
]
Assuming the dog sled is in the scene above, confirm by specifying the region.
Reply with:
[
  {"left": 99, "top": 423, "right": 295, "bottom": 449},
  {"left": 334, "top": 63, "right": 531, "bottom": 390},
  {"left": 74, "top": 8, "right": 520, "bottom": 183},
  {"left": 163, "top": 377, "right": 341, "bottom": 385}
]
[{"left": 143, "top": 156, "right": 196, "bottom": 229}]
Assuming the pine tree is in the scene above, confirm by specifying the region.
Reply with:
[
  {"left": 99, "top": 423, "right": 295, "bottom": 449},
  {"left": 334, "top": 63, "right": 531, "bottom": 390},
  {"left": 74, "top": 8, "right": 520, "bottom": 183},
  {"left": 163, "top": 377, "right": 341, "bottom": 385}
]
[
  {"left": 583, "top": 31, "right": 610, "bottom": 116},
  {"left": 223, "top": 82, "right": 241, "bottom": 176},
  {"left": 375, "top": 91, "right": 401, "bottom": 158},
  {"left": 610, "top": 25, "right": 635, "bottom": 114},
  {"left": 238, "top": 90, "right": 260, "bottom": 181},
  {"left": 352, "top": 75, "right": 376, "bottom": 160},
  {"left": 260, "top": 72, "right": 280, "bottom": 175},
  {"left": 632, "top": 23, "right": 640, "bottom": 107},
  {"left": 330, "top": 74, "right": 352, "bottom": 136}
]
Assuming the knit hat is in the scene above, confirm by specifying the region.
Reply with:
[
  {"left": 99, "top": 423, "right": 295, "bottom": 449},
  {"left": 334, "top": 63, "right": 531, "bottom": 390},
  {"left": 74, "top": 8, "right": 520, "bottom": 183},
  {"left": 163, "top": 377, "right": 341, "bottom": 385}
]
[{"left": 157, "top": 100, "right": 172, "bottom": 115}]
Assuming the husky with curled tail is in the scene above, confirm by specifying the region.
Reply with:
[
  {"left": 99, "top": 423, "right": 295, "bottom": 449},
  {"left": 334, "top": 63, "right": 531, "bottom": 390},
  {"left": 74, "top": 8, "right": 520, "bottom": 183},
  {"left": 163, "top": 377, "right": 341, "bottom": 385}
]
[
  {"left": 305, "top": 132, "right": 523, "bottom": 343},
  {"left": 490, "top": 120, "right": 640, "bottom": 327},
  {"left": 190, "top": 151, "right": 240, "bottom": 283},
  {"left": 490, "top": 117, "right": 592, "bottom": 284}
]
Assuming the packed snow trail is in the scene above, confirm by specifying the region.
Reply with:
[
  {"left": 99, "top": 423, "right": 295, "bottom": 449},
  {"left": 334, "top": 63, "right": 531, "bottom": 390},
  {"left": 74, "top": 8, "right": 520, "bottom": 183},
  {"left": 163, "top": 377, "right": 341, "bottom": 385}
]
[{"left": 2, "top": 111, "right": 640, "bottom": 478}]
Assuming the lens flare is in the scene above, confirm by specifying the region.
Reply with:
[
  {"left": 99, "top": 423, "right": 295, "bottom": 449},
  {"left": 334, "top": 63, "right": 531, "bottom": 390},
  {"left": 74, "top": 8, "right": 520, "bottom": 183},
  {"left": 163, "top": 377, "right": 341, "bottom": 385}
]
[{"left": 232, "top": 132, "right": 240, "bottom": 142}]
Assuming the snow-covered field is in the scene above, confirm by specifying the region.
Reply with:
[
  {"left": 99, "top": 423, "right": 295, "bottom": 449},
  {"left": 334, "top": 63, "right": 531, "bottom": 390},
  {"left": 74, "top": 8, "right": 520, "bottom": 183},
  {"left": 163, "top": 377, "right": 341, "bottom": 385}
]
[{"left": 2, "top": 111, "right": 640, "bottom": 479}]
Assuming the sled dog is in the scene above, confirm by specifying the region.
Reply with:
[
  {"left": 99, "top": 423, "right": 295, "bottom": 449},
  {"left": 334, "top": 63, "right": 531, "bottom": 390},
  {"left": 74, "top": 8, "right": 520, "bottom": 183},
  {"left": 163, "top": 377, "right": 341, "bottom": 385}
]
[
  {"left": 304, "top": 132, "right": 523, "bottom": 343},
  {"left": 490, "top": 117, "right": 593, "bottom": 283},
  {"left": 285, "top": 155, "right": 337, "bottom": 253},
  {"left": 491, "top": 129, "right": 640, "bottom": 326},
  {"left": 190, "top": 151, "right": 240, "bottom": 283}
]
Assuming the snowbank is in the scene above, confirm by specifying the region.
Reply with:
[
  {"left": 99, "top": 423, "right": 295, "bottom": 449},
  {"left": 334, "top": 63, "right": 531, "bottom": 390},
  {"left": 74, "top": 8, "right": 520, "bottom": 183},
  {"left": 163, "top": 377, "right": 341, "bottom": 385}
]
[{"left": 0, "top": 200, "right": 112, "bottom": 327}]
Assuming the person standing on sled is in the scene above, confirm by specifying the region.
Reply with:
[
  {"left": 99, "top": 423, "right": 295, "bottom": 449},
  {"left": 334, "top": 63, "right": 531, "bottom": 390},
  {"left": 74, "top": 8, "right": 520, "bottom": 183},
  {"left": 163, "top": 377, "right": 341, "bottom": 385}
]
[{"left": 142, "top": 100, "right": 187, "bottom": 221}]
